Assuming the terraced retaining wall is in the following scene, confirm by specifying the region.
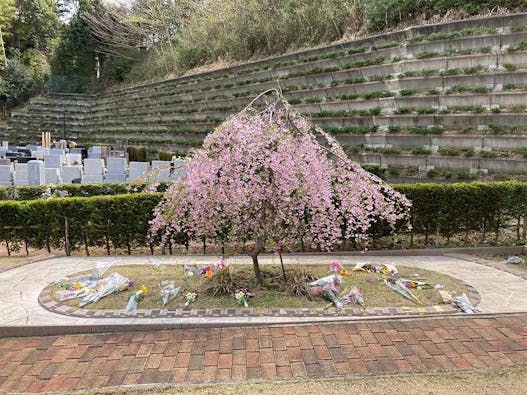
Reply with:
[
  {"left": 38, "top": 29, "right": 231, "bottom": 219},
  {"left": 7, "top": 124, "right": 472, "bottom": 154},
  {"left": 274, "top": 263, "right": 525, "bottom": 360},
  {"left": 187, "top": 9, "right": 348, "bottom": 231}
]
[{"left": 2, "top": 13, "right": 527, "bottom": 180}]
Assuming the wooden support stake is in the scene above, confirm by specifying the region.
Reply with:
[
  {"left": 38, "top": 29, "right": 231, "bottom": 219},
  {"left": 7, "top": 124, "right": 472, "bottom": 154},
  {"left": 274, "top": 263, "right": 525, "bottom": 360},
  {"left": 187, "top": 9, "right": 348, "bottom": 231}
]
[{"left": 64, "top": 217, "right": 71, "bottom": 256}]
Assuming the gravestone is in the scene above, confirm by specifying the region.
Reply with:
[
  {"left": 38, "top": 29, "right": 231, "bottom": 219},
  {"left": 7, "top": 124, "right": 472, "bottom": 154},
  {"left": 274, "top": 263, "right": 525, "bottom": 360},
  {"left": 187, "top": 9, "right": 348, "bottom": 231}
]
[
  {"left": 82, "top": 158, "right": 104, "bottom": 184},
  {"left": 31, "top": 150, "right": 44, "bottom": 160},
  {"left": 50, "top": 148, "right": 66, "bottom": 156},
  {"left": 66, "top": 153, "right": 82, "bottom": 166},
  {"left": 44, "top": 154, "right": 64, "bottom": 169},
  {"left": 105, "top": 157, "right": 127, "bottom": 183},
  {"left": 45, "top": 168, "right": 62, "bottom": 184},
  {"left": 14, "top": 163, "right": 29, "bottom": 186},
  {"left": 128, "top": 161, "right": 148, "bottom": 181},
  {"left": 62, "top": 166, "right": 82, "bottom": 183},
  {"left": 84, "top": 158, "right": 104, "bottom": 175},
  {"left": 28, "top": 160, "right": 45, "bottom": 185},
  {"left": 171, "top": 159, "right": 187, "bottom": 180},
  {"left": 151, "top": 160, "right": 171, "bottom": 181},
  {"left": 88, "top": 146, "right": 103, "bottom": 159},
  {"left": 0, "top": 164, "right": 13, "bottom": 186}
]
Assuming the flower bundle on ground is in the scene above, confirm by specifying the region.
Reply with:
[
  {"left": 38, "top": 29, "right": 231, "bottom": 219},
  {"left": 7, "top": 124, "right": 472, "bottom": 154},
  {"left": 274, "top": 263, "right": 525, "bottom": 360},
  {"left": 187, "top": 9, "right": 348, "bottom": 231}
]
[
  {"left": 184, "top": 291, "right": 197, "bottom": 307},
  {"left": 160, "top": 280, "right": 180, "bottom": 307},
  {"left": 124, "top": 284, "right": 148, "bottom": 315},
  {"left": 234, "top": 288, "right": 253, "bottom": 307}
]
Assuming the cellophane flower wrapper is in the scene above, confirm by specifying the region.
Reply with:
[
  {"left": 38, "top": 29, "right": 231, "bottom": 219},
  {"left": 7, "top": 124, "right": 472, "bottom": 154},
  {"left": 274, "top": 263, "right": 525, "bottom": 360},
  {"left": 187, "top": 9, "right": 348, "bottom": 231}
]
[
  {"left": 214, "top": 261, "right": 229, "bottom": 271},
  {"left": 55, "top": 273, "right": 100, "bottom": 301},
  {"left": 322, "top": 287, "right": 343, "bottom": 309},
  {"left": 308, "top": 274, "right": 343, "bottom": 288},
  {"left": 454, "top": 293, "right": 479, "bottom": 313},
  {"left": 384, "top": 279, "right": 422, "bottom": 305},
  {"left": 234, "top": 289, "right": 252, "bottom": 307},
  {"left": 160, "top": 280, "right": 180, "bottom": 307},
  {"left": 124, "top": 289, "right": 145, "bottom": 315},
  {"left": 79, "top": 272, "right": 132, "bottom": 307},
  {"left": 184, "top": 292, "right": 197, "bottom": 307},
  {"left": 183, "top": 264, "right": 198, "bottom": 276},
  {"left": 329, "top": 261, "right": 343, "bottom": 272},
  {"left": 235, "top": 291, "right": 249, "bottom": 307},
  {"left": 341, "top": 286, "right": 365, "bottom": 307}
]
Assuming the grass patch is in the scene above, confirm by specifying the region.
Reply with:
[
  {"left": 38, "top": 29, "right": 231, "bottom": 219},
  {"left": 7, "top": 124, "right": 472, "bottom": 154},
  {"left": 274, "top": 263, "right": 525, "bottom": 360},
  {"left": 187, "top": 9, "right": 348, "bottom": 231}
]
[{"left": 50, "top": 264, "right": 472, "bottom": 311}]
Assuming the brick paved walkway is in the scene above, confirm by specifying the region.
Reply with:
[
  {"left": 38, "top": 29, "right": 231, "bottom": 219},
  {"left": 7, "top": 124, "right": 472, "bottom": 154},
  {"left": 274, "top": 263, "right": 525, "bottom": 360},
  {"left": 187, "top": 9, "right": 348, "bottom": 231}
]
[{"left": 1, "top": 314, "right": 526, "bottom": 393}]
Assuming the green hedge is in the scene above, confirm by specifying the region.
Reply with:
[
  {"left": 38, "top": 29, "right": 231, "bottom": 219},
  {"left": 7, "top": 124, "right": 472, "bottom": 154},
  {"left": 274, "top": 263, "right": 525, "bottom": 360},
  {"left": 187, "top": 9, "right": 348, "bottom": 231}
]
[
  {"left": 0, "top": 182, "right": 171, "bottom": 201},
  {"left": 0, "top": 182, "right": 525, "bottom": 254},
  {"left": 0, "top": 193, "right": 162, "bottom": 254},
  {"left": 394, "top": 181, "right": 527, "bottom": 243}
]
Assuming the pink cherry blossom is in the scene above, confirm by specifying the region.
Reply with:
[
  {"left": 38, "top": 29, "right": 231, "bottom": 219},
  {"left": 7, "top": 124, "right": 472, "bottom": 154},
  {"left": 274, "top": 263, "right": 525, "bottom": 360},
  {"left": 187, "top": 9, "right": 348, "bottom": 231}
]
[{"left": 150, "top": 93, "right": 411, "bottom": 283}]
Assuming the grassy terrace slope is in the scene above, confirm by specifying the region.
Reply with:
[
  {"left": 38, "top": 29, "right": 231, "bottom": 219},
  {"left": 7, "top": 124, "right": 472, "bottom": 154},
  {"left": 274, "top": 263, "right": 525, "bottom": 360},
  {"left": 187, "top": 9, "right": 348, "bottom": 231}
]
[{"left": 2, "top": 13, "right": 527, "bottom": 181}]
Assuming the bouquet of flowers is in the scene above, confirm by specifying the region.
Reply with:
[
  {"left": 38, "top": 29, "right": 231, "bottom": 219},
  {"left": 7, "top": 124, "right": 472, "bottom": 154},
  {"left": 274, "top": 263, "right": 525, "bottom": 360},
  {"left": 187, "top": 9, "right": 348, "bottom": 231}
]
[
  {"left": 214, "top": 261, "right": 229, "bottom": 271},
  {"left": 384, "top": 279, "right": 422, "bottom": 305},
  {"left": 341, "top": 286, "right": 365, "bottom": 308},
  {"left": 124, "top": 285, "right": 148, "bottom": 315},
  {"left": 308, "top": 274, "right": 343, "bottom": 288},
  {"left": 329, "top": 261, "right": 343, "bottom": 272},
  {"left": 319, "top": 284, "right": 343, "bottom": 309},
  {"left": 183, "top": 264, "right": 198, "bottom": 276},
  {"left": 80, "top": 273, "right": 133, "bottom": 307},
  {"left": 234, "top": 288, "right": 252, "bottom": 307},
  {"left": 184, "top": 292, "right": 197, "bottom": 307},
  {"left": 160, "top": 280, "right": 180, "bottom": 307}
]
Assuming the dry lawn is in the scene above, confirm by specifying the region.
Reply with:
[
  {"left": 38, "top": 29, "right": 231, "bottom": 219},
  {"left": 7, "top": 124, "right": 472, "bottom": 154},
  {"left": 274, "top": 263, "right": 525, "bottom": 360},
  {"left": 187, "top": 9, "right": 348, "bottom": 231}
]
[{"left": 83, "top": 366, "right": 527, "bottom": 395}]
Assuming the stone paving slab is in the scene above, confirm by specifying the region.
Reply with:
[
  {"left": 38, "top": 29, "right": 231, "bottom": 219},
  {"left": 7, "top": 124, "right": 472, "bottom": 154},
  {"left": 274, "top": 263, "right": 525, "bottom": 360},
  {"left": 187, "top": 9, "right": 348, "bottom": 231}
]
[
  {"left": 0, "top": 314, "right": 526, "bottom": 393},
  {"left": 1, "top": 254, "right": 527, "bottom": 327}
]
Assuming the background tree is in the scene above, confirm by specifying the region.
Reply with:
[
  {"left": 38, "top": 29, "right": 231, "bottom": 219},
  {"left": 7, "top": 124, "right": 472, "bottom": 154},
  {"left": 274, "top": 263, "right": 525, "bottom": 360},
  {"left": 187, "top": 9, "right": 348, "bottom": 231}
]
[
  {"left": 6, "top": 0, "right": 62, "bottom": 53},
  {"left": 151, "top": 93, "right": 411, "bottom": 284},
  {"left": 50, "top": 0, "right": 99, "bottom": 91},
  {"left": 0, "top": 0, "right": 16, "bottom": 63},
  {"left": 0, "top": 0, "right": 61, "bottom": 114}
]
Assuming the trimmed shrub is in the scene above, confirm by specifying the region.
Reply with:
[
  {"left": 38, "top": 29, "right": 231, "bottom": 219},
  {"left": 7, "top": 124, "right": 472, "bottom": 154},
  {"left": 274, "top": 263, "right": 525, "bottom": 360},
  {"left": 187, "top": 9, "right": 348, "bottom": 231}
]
[{"left": 0, "top": 182, "right": 525, "bottom": 253}]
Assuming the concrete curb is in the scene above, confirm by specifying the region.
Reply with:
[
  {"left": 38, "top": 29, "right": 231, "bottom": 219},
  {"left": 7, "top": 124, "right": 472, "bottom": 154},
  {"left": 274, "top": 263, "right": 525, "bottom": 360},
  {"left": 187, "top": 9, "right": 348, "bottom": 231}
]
[{"left": 0, "top": 311, "right": 523, "bottom": 338}]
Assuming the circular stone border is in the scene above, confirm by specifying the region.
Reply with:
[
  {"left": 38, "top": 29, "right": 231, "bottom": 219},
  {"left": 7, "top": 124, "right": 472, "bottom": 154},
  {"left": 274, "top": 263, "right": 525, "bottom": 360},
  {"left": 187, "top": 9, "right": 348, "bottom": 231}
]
[{"left": 38, "top": 280, "right": 481, "bottom": 319}]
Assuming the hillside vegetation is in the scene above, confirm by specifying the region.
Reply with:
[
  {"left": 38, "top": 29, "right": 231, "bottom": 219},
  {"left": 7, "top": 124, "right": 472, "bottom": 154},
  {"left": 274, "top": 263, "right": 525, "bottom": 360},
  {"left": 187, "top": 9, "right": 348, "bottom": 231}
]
[{"left": 51, "top": 0, "right": 526, "bottom": 92}]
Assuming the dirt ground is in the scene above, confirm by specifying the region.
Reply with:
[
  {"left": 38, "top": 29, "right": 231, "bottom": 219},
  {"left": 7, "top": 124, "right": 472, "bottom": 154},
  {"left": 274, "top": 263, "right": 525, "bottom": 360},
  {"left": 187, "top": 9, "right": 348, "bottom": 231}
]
[{"left": 83, "top": 367, "right": 527, "bottom": 395}]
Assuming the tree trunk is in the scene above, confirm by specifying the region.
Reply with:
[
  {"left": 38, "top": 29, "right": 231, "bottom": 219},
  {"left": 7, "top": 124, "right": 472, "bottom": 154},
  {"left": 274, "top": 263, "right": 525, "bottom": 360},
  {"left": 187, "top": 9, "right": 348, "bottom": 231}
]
[
  {"left": 64, "top": 217, "right": 71, "bottom": 257},
  {"left": 252, "top": 254, "right": 263, "bottom": 285},
  {"left": 279, "top": 251, "right": 287, "bottom": 282},
  {"left": 250, "top": 238, "right": 265, "bottom": 285},
  {"left": 83, "top": 232, "right": 90, "bottom": 256},
  {"left": 523, "top": 211, "right": 527, "bottom": 240}
]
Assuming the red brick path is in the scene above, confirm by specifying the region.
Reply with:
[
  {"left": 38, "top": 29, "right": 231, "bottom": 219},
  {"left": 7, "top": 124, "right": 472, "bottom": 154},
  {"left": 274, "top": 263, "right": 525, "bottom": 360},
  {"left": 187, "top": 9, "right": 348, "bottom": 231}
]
[{"left": 1, "top": 315, "right": 527, "bottom": 393}]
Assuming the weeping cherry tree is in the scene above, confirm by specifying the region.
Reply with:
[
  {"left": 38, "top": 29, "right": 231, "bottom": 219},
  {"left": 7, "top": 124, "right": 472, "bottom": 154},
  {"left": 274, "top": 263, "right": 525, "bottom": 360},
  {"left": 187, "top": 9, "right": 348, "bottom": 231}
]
[{"left": 150, "top": 90, "right": 411, "bottom": 284}]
